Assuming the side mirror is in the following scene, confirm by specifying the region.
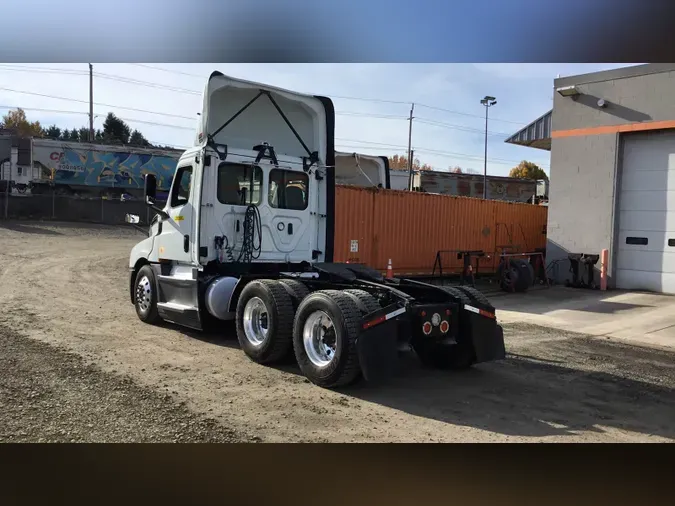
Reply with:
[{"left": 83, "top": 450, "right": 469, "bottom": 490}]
[
  {"left": 125, "top": 214, "right": 140, "bottom": 224},
  {"left": 144, "top": 174, "right": 157, "bottom": 206}
]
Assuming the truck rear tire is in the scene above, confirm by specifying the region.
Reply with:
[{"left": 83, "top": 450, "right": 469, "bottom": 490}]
[
  {"left": 439, "top": 286, "right": 472, "bottom": 306},
  {"left": 454, "top": 285, "right": 491, "bottom": 307},
  {"left": 343, "top": 289, "right": 381, "bottom": 315},
  {"left": 236, "top": 280, "right": 295, "bottom": 365},
  {"left": 292, "top": 290, "right": 362, "bottom": 388},
  {"left": 134, "top": 265, "right": 161, "bottom": 325},
  {"left": 278, "top": 279, "right": 310, "bottom": 309}
]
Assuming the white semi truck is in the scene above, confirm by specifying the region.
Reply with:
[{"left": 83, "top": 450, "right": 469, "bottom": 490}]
[{"left": 127, "top": 72, "right": 505, "bottom": 388}]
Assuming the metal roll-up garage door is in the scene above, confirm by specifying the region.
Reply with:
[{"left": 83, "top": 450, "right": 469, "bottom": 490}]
[{"left": 616, "top": 130, "right": 675, "bottom": 293}]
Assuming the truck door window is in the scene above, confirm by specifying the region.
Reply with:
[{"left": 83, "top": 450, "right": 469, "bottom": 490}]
[
  {"left": 170, "top": 166, "right": 193, "bottom": 207},
  {"left": 217, "top": 163, "right": 263, "bottom": 205},
  {"left": 268, "top": 169, "right": 309, "bottom": 211}
]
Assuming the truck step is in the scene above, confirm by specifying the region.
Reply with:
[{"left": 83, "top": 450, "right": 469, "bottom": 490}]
[{"left": 156, "top": 302, "right": 198, "bottom": 313}]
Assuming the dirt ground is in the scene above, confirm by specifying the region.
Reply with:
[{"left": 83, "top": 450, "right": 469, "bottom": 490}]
[{"left": 1, "top": 221, "right": 673, "bottom": 443}]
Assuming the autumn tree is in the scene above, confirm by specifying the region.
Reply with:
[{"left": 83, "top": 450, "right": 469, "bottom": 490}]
[
  {"left": 1, "top": 108, "right": 44, "bottom": 138},
  {"left": 6, "top": 108, "right": 157, "bottom": 148},
  {"left": 388, "top": 153, "right": 433, "bottom": 171},
  {"left": 449, "top": 166, "right": 462, "bottom": 173},
  {"left": 509, "top": 160, "right": 548, "bottom": 181}
]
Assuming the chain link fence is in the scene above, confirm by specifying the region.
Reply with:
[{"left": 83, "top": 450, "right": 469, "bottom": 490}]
[{"left": 0, "top": 190, "right": 165, "bottom": 226}]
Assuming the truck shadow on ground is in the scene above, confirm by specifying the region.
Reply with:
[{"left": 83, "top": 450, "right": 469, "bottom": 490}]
[
  {"left": 173, "top": 320, "right": 674, "bottom": 440},
  {"left": 342, "top": 336, "right": 675, "bottom": 440}
]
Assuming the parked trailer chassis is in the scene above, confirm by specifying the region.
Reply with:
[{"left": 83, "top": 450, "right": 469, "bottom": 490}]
[{"left": 129, "top": 261, "right": 506, "bottom": 388}]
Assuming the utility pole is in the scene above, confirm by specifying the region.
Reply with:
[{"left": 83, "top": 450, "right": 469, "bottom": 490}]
[
  {"left": 89, "top": 63, "right": 94, "bottom": 142},
  {"left": 480, "top": 96, "right": 497, "bottom": 199},
  {"left": 407, "top": 103, "right": 415, "bottom": 191},
  {"left": 409, "top": 149, "right": 415, "bottom": 190}
]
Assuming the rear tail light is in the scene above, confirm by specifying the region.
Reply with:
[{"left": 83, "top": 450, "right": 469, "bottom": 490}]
[
  {"left": 439, "top": 320, "right": 450, "bottom": 334},
  {"left": 422, "top": 321, "right": 432, "bottom": 335}
]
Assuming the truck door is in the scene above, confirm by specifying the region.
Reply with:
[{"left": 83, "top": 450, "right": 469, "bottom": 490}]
[
  {"left": 156, "top": 163, "right": 195, "bottom": 264},
  {"left": 266, "top": 167, "right": 316, "bottom": 262}
]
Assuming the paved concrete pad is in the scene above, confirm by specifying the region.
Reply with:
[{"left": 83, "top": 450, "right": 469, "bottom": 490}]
[{"left": 494, "top": 287, "right": 675, "bottom": 350}]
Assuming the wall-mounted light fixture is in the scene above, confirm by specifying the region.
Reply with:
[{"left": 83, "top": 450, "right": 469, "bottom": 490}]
[{"left": 556, "top": 85, "right": 580, "bottom": 98}]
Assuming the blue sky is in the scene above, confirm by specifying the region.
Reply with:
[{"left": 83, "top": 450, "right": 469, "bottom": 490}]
[{"left": 0, "top": 63, "right": 639, "bottom": 176}]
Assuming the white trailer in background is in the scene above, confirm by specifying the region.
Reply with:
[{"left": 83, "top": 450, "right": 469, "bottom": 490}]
[
  {"left": 334, "top": 151, "right": 390, "bottom": 189},
  {"left": 389, "top": 170, "right": 415, "bottom": 191}
]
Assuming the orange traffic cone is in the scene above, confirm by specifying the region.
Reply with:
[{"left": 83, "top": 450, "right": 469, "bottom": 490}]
[{"left": 386, "top": 259, "right": 393, "bottom": 279}]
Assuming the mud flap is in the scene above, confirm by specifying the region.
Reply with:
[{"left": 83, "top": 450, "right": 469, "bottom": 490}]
[
  {"left": 356, "top": 319, "right": 399, "bottom": 383},
  {"left": 467, "top": 311, "right": 506, "bottom": 363}
]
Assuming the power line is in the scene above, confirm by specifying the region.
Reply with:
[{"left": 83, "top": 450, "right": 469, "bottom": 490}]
[
  {"left": 335, "top": 111, "right": 407, "bottom": 120},
  {"left": 0, "top": 86, "right": 197, "bottom": 120},
  {"left": 415, "top": 117, "right": 512, "bottom": 137},
  {"left": 416, "top": 103, "right": 525, "bottom": 125},
  {"left": 0, "top": 105, "right": 88, "bottom": 116},
  {"left": 0, "top": 64, "right": 88, "bottom": 76},
  {"left": 335, "top": 138, "right": 549, "bottom": 168},
  {"left": 0, "top": 85, "right": 407, "bottom": 125},
  {"left": 0, "top": 105, "right": 193, "bottom": 133},
  {"left": 126, "top": 63, "right": 204, "bottom": 78},
  {"left": 0, "top": 63, "right": 529, "bottom": 127},
  {"left": 119, "top": 64, "right": 527, "bottom": 125},
  {"left": 94, "top": 72, "right": 202, "bottom": 96}
]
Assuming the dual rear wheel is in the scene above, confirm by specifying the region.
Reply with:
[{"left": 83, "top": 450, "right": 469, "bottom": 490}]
[{"left": 235, "top": 281, "right": 380, "bottom": 388}]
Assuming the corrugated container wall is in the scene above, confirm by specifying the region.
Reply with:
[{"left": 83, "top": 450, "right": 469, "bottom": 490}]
[{"left": 334, "top": 186, "right": 548, "bottom": 276}]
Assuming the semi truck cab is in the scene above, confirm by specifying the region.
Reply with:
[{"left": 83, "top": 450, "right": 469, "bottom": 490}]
[{"left": 127, "top": 71, "right": 506, "bottom": 389}]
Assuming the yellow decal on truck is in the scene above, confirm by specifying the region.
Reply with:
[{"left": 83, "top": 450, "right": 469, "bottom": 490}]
[{"left": 174, "top": 215, "right": 184, "bottom": 221}]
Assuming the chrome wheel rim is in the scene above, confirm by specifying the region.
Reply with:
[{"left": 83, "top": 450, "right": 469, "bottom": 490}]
[
  {"left": 136, "top": 275, "right": 152, "bottom": 312},
  {"left": 303, "top": 311, "right": 337, "bottom": 368},
  {"left": 242, "top": 297, "right": 269, "bottom": 347}
]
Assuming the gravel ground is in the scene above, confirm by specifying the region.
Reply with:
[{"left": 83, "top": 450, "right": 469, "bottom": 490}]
[
  {"left": 0, "top": 324, "right": 251, "bottom": 443},
  {"left": 0, "top": 220, "right": 674, "bottom": 443}
]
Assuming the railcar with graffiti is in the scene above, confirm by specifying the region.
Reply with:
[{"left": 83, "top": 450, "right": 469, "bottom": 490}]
[{"left": 29, "top": 139, "right": 182, "bottom": 197}]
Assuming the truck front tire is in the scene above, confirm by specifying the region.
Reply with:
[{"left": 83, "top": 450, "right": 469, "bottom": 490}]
[
  {"left": 134, "top": 265, "right": 161, "bottom": 325},
  {"left": 235, "top": 280, "right": 295, "bottom": 364}
]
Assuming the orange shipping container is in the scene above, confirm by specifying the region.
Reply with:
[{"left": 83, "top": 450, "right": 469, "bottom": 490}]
[{"left": 334, "top": 185, "right": 548, "bottom": 276}]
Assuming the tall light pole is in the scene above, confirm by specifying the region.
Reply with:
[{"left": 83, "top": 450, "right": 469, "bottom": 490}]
[{"left": 480, "top": 95, "right": 497, "bottom": 199}]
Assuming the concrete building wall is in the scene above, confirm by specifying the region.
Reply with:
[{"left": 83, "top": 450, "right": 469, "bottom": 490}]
[{"left": 547, "top": 64, "right": 675, "bottom": 285}]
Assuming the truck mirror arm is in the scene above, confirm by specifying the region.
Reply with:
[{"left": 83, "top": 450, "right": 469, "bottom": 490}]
[{"left": 146, "top": 197, "right": 169, "bottom": 220}]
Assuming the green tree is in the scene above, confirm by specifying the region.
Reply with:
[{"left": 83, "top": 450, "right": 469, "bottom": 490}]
[
  {"left": 509, "top": 160, "right": 548, "bottom": 181},
  {"left": 102, "top": 112, "right": 131, "bottom": 145},
  {"left": 129, "top": 129, "right": 151, "bottom": 147},
  {"left": 78, "top": 127, "right": 91, "bottom": 143},
  {"left": 44, "top": 125, "right": 62, "bottom": 139},
  {"left": 1, "top": 108, "right": 44, "bottom": 137}
]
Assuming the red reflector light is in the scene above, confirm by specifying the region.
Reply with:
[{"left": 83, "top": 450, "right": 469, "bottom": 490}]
[
  {"left": 445, "top": 309, "right": 451, "bottom": 316},
  {"left": 479, "top": 309, "right": 495, "bottom": 319},
  {"left": 439, "top": 320, "right": 449, "bottom": 334},
  {"left": 420, "top": 310, "right": 427, "bottom": 317},
  {"left": 422, "top": 321, "right": 432, "bottom": 335},
  {"left": 363, "top": 314, "right": 386, "bottom": 329}
]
